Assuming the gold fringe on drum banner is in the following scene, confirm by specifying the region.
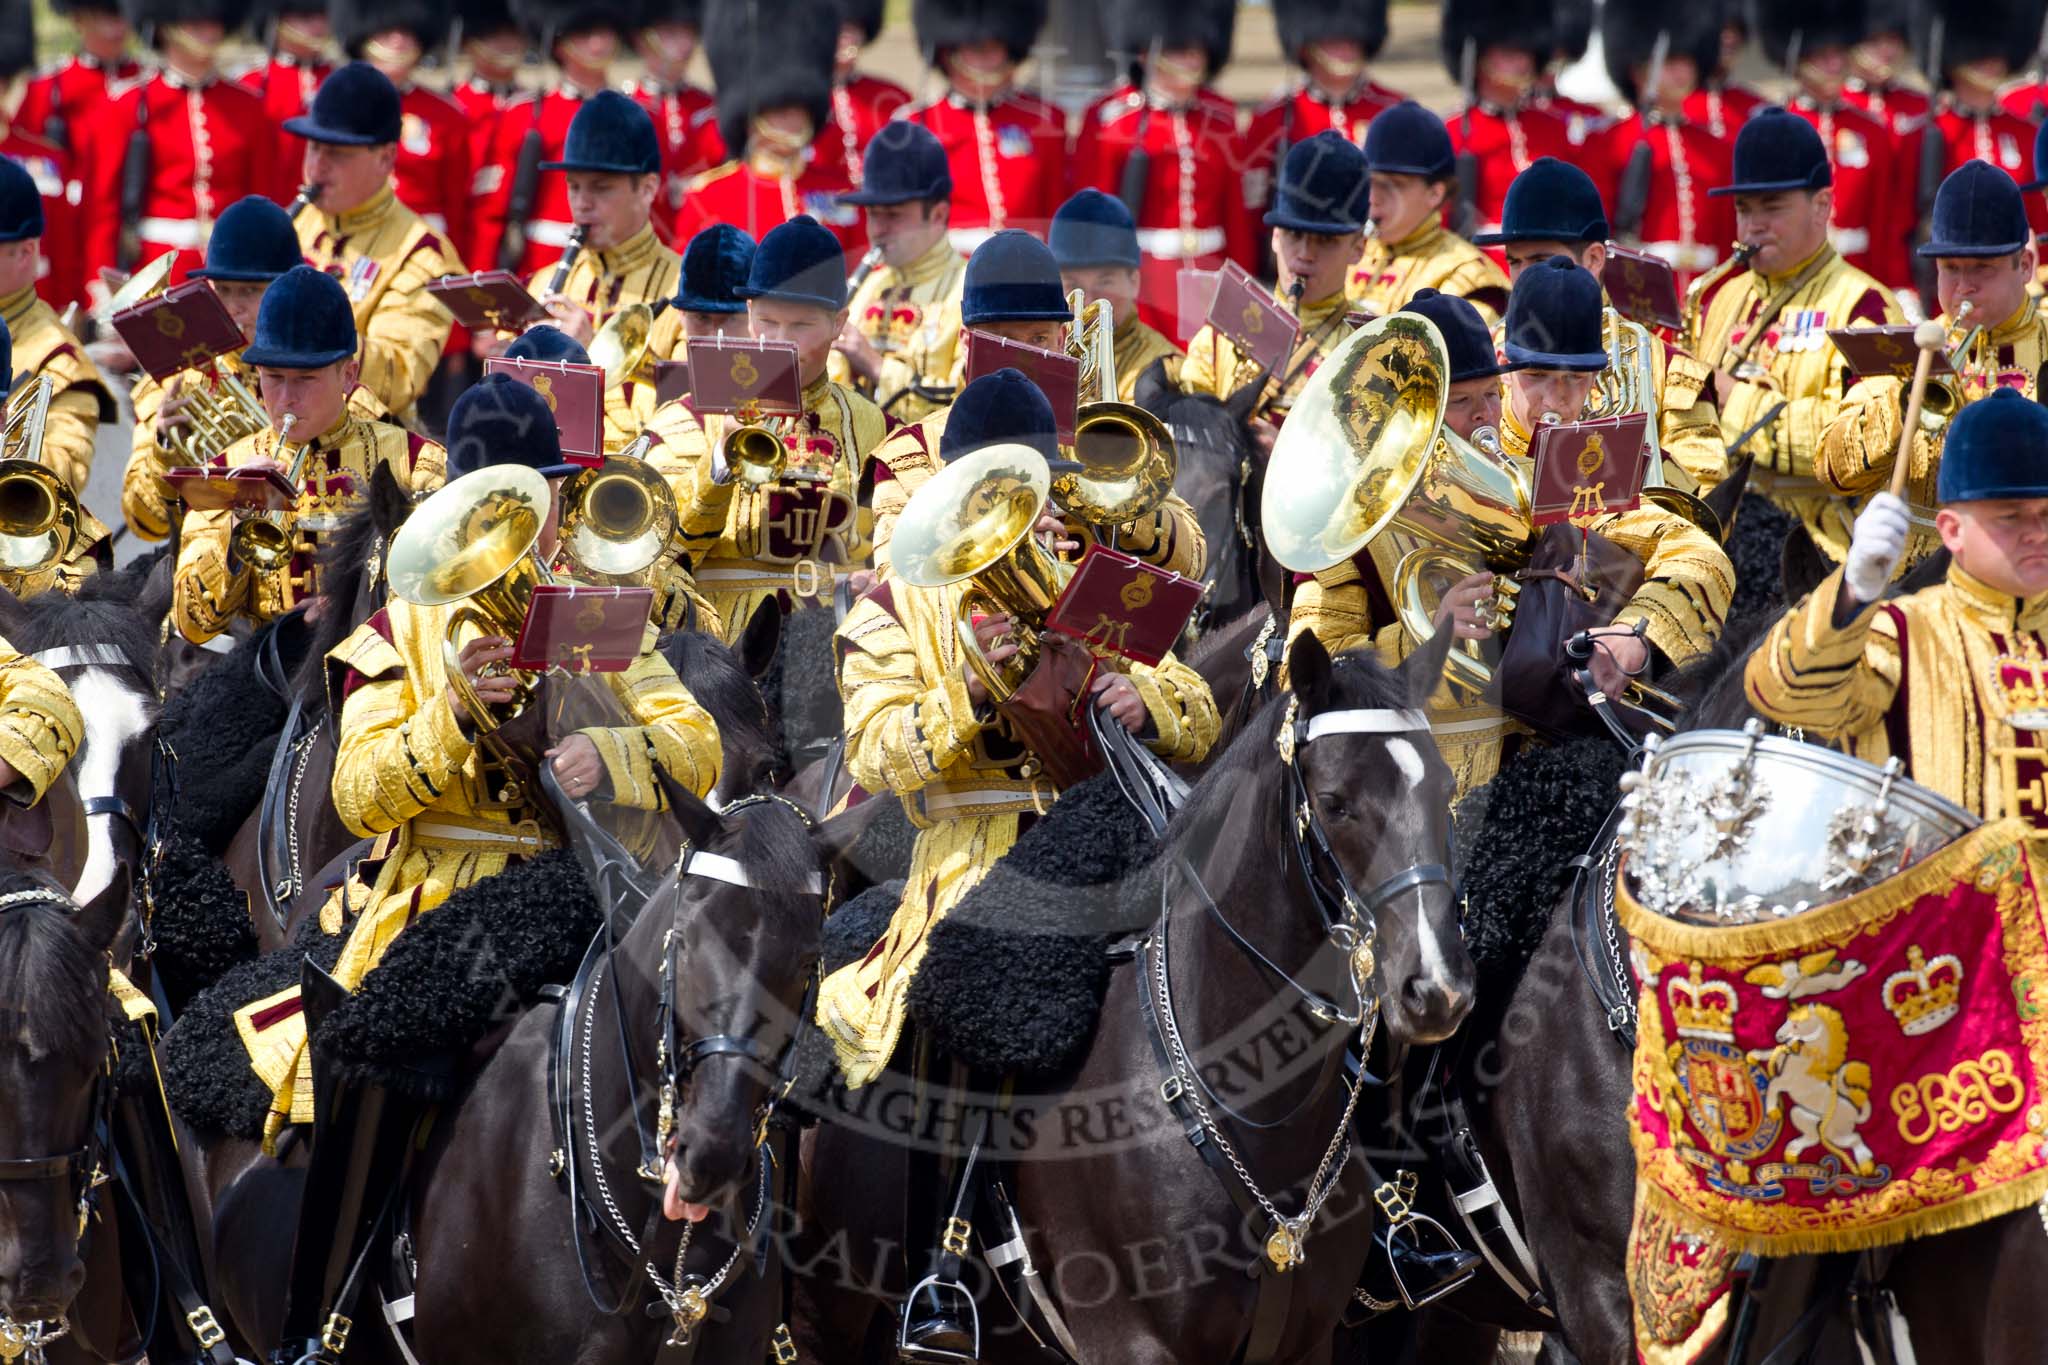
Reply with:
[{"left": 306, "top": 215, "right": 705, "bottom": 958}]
[{"left": 1618, "top": 818, "right": 2048, "bottom": 1257}]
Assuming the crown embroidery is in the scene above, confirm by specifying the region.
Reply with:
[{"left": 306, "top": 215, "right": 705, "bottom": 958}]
[
  {"left": 1995, "top": 636, "right": 2048, "bottom": 732},
  {"left": 1882, "top": 945, "right": 1963, "bottom": 1036},
  {"left": 1668, "top": 963, "right": 1738, "bottom": 1042}
]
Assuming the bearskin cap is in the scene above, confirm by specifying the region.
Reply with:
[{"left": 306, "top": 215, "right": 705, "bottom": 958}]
[
  {"left": 452, "top": 0, "right": 520, "bottom": 41},
  {"left": 707, "top": 0, "right": 837, "bottom": 157},
  {"left": 636, "top": 0, "right": 704, "bottom": 28},
  {"left": 1918, "top": 0, "right": 2046, "bottom": 75},
  {"left": 1439, "top": 0, "right": 1549, "bottom": 81},
  {"left": 837, "top": 0, "right": 884, "bottom": 44},
  {"left": 510, "top": 0, "right": 640, "bottom": 47},
  {"left": 0, "top": 0, "right": 32, "bottom": 78},
  {"left": 1106, "top": 0, "right": 1235, "bottom": 78},
  {"left": 912, "top": 0, "right": 1047, "bottom": 65},
  {"left": 1274, "top": 0, "right": 1389, "bottom": 61},
  {"left": 1602, "top": 0, "right": 1725, "bottom": 101},
  {"left": 1554, "top": 0, "right": 1594, "bottom": 61},
  {"left": 1863, "top": 0, "right": 1918, "bottom": 40},
  {"left": 120, "top": 0, "right": 255, "bottom": 37},
  {"left": 1755, "top": 0, "right": 1867, "bottom": 67},
  {"left": 330, "top": 0, "right": 451, "bottom": 54},
  {"left": 246, "top": 0, "right": 323, "bottom": 27}
]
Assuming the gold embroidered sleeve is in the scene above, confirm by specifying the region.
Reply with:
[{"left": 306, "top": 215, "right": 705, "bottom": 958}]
[
  {"left": 1815, "top": 374, "right": 1911, "bottom": 499},
  {"left": 1437, "top": 257, "right": 1508, "bottom": 326},
  {"left": 330, "top": 660, "right": 476, "bottom": 839},
  {"left": 1595, "top": 505, "right": 1733, "bottom": 664},
  {"left": 580, "top": 634, "right": 723, "bottom": 807},
  {"left": 1124, "top": 649, "right": 1219, "bottom": 764},
  {"left": 645, "top": 404, "right": 730, "bottom": 560},
  {"left": 357, "top": 242, "right": 455, "bottom": 417},
  {"left": 0, "top": 641, "right": 80, "bottom": 805},
  {"left": 41, "top": 387, "right": 100, "bottom": 492},
  {"left": 1286, "top": 560, "right": 1376, "bottom": 661},
  {"left": 1177, "top": 325, "right": 1225, "bottom": 399},
  {"left": 1093, "top": 492, "right": 1207, "bottom": 578},
  {"left": 1659, "top": 353, "right": 1727, "bottom": 486},
  {"left": 122, "top": 375, "right": 175, "bottom": 542},
  {"left": 170, "top": 507, "right": 251, "bottom": 643},
  {"left": 402, "top": 434, "right": 447, "bottom": 494},
  {"left": 1743, "top": 568, "right": 1901, "bottom": 739},
  {"left": 838, "top": 593, "right": 985, "bottom": 794}
]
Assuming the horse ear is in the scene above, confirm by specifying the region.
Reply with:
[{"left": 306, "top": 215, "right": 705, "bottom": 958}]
[
  {"left": 369, "top": 463, "right": 413, "bottom": 539},
  {"left": 1221, "top": 376, "right": 1264, "bottom": 428},
  {"left": 74, "top": 865, "right": 130, "bottom": 955},
  {"left": 1286, "top": 630, "right": 1332, "bottom": 708},
  {"left": 1398, "top": 623, "right": 1458, "bottom": 709},
  {"left": 736, "top": 599, "right": 781, "bottom": 681},
  {"left": 1130, "top": 356, "right": 1175, "bottom": 413}
]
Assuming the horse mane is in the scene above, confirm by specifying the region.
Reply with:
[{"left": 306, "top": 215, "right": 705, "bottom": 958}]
[
  {"left": 1670, "top": 606, "right": 1781, "bottom": 733},
  {"left": 0, "top": 870, "right": 101, "bottom": 1067},
  {"left": 1183, "top": 603, "right": 1269, "bottom": 674},
  {"left": 726, "top": 793, "right": 820, "bottom": 901},
  {"left": 0, "top": 561, "right": 164, "bottom": 685},
  {"left": 662, "top": 630, "right": 778, "bottom": 795}
]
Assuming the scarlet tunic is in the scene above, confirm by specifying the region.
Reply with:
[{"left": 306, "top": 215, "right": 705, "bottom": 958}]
[
  {"left": 453, "top": 75, "right": 516, "bottom": 186},
  {"left": 673, "top": 156, "right": 864, "bottom": 256},
  {"left": 1, "top": 129, "right": 81, "bottom": 308},
  {"left": 16, "top": 53, "right": 141, "bottom": 151},
  {"left": 813, "top": 72, "right": 915, "bottom": 194},
  {"left": 898, "top": 88, "right": 1069, "bottom": 250},
  {"left": 1450, "top": 101, "right": 1612, "bottom": 256},
  {"left": 1599, "top": 114, "right": 1737, "bottom": 293},
  {"left": 73, "top": 73, "right": 280, "bottom": 286},
  {"left": 1069, "top": 84, "right": 1253, "bottom": 341},
  {"left": 236, "top": 54, "right": 333, "bottom": 205},
  {"left": 622, "top": 78, "right": 716, "bottom": 243},
  {"left": 1683, "top": 83, "right": 1768, "bottom": 142},
  {"left": 469, "top": 85, "right": 600, "bottom": 276},
  {"left": 389, "top": 83, "right": 473, "bottom": 249},
  {"left": 1780, "top": 96, "right": 1904, "bottom": 290},
  {"left": 1842, "top": 80, "right": 1934, "bottom": 289},
  {"left": 1932, "top": 103, "right": 2048, "bottom": 239},
  {"left": 1235, "top": 79, "right": 1403, "bottom": 261}
]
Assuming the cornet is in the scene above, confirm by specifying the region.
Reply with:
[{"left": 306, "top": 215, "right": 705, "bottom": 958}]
[{"left": 229, "top": 414, "right": 309, "bottom": 572}]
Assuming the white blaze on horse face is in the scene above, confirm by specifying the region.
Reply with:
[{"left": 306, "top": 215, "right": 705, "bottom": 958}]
[
  {"left": 1385, "top": 737, "right": 1426, "bottom": 791},
  {"left": 69, "top": 668, "right": 152, "bottom": 906}
]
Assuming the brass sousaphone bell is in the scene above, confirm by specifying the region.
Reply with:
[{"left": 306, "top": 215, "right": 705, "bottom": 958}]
[
  {"left": 891, "top": 442, "right": 1070, "bottom": 704},
  {"left": 386, "top": 464, "right": 555, "bottom": 732},
  {"left": 1262, "top": 313, "right": 1535, "bottom": 692}
]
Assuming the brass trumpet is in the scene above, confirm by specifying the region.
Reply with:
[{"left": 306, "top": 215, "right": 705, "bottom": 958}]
[
  {"left": 228, "top": 414, "right": 309, "bottom": 572},
  {"left": 1921, "top": 299, "right": 1985, "bottom": 426},
  {"left": 892, "top": 442, "right": 1071, "bottom": 704},
  {"left": 559, "top": 444, "right": 679, "bottom": 580},
  {"left": 1060, "top": 290, "right": 1177, "bottom": 527},
  {"left": 386, "top": 464, "right": 556, "bottom": 733}
]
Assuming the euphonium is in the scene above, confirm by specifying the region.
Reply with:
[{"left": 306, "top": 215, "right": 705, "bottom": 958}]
[
  {"left": 386, "top": 464, "right": 556, "bottom": 733},
  {"left": 559, "top": 443, "right": 679, "bottom": 580},
  {"left": 1263, "top": 313, "right": 1534, "bottom": 692},
  {"left": 228, "top": 414, "right": 310, "bottom": 572},
  {"left": 1059, "top": 290, "right": 1177, "bottom": 526},
  {"left": 591, "top": 302, "right": 654, "bottom": 388},
  {"left": 1681, "top": 241, "right": 1758, "bottom": 355},
  {"left": 891, "top": 442, "right": 1071, "bottom": 704}
]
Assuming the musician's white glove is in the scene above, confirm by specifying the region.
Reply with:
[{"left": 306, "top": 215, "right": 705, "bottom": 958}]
[{"left": 1844, "top": 492, "right": 1911, "bottom": 606}]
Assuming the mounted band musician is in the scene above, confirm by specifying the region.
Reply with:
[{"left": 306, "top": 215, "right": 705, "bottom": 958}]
[{"left": 238, "top": 373, "right": 724, "bottom": 1365}]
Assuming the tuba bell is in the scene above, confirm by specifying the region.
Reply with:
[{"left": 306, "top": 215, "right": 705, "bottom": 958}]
[
  {"left": 1262, "top": 313, "right": 1534, "bottom": 692},
  {"left": 559, "top": 445, "right": 679, "bottom": 581},
  {"left": 386, "top": 464, "right": 556, "bottom": 733},
  {"left": 1060, "top": 290, "right": 1178, "bottom": 527},
  {"left": 891, "top": 442, "right": 1070, "bottom": 704}
]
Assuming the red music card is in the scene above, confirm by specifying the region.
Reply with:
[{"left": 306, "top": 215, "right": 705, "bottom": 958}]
[
  {"left": 1044, "top": 545, "right": 1203, "bottom": 667},
  {"left": 684, "top": 337, "right": 803, "bottom": 418},
  {"left": 425, "top": 271, "right": 549, "bottom": 332},
  {"left": 483, "top": 356, "right": 605, "bottom": 466},
  {"left": 1600, "top": 246, "right": 1683, "bottom": 331},
  {"left": 163, "top": 466, "right": 300, "bottom": 511},
  {"left": 1826, "top": 325, "right": 1959, "bottom": 380},
  {"left": 961, "top": 329, "right": 1081, "bottom": 446},
  {"left": 511, "top": 583, "right": 654, "bottom": 673},
  {"left": 1176, "top": 267, "right": 1222, "bottom": 340},
  {"left": 653, "top": 358, "right": 691, "bottom": 409},
  {"left": 1205, "top": 260, "right": 1298, "bottom": 373},
  {"left": 112, "top": 281, "right": 247, "bottom": 381},
  {"left": 1529, "top": 412, "right": 1652, "bottom": 527}
]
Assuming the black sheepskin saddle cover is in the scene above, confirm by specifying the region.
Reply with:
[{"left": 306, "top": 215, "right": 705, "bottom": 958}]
[
  {"left": 902, "top": 771, "right": 1164, "bottom": 1079},
  {"left": 163, "top": 851, "right": 601, "bottom": 1138},
  {"left": 156, "top": 633, "right": 292, "bottom": 853},
  {"left": 146, "top": 833, "right": 260, "bottom": 1009},
  {"left": 1454, "top": 737, "right": 1628, "bottom": 1006}
]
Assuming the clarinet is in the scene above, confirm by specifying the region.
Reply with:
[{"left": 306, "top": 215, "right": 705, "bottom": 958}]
[
  {"left": 546, "top": 225, "right": 588, "bottom": 296},
  {"left": 287, "top": 182, "right": 320, "bottom": 223},
  {"left": 847, "top": 246, "right": 883, "bottom": 294}
]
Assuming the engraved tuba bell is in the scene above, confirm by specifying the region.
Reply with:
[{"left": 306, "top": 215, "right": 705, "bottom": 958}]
[{"left": 1262, "top": 313, "right": 1534, "bottom": 691}]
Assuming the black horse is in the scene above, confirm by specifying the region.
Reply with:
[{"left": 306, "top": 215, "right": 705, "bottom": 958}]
[
  {"left": 1137, "top": 360, "right": 1272, "bottom": 635},
  {"left": 793, "top": 628, "right": 1475, "bottom": 1363}
]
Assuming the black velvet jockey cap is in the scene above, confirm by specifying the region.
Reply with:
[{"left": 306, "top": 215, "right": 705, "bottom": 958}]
[
  {"left": 0, "top": 158, "right": 43, "bottom": 243},
  {"left": 739, "top": 214, "right": 848, "bottom": 310},
  {"left": 189, "top": 195, "right": 303, "bottom": 281},
  {"left": 839, "top": 121, "right": 953, "bottom": 206},
  {"left": 444, "top": 372, "right": 582, "bottom": 479},
  {"left": 1936, "top": 389, "right": 2048, "bottom": 503},
  {"left": 1265, "top": 132, "right": 1371, "bottom": 234},
  {"left": 1401, "top": 288, "right": 1517, "bottom": 382},
  {"left": 960, "top": 230, "right": 1073, "bottom": 324},
  {"left": 1361, "top": 101, "right": 1454, "bottom": 180},
  {"left": 541, "top": 89, "right": 661, "bottom": 176},
  {"left": 1710, "top": 107, "right": 1833, "bottom": 197},
  {"left": 1920, "top": 160, "right": 2032, "bottom": 258},
  {"left": 1049, "top": 189, "right": 1141, "bottom": 270},
  {"left": 1473, "top": 156, "right": 1610, "bottom": 246},
  {"left": 674, "top": 224, "right": 756, "bottom": 314},
  {"left": 282, "top": 62, "right": 404, "bottom": 146},
  {"left": 504, "top": 324, "right": 591, "bottom": 364},
  {"left": 936, "top": 368, "right": 1068, "bottom": 467},
  {"left": 1501, "top": 256, "right": 1607, "bottom": 371},
  {"left": 240, "top": 265, "right": 358, "bottom": 369}
]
